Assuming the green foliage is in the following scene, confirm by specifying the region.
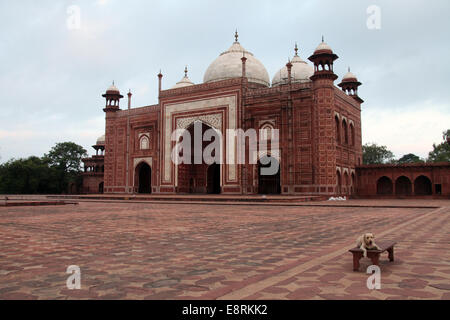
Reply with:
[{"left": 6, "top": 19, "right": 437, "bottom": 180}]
[
  {"left": 396, "top": 153, "right": 424, "bottom": 164},
  {"left": 362, "top": 143, "right": 395, "bottom": 165},
  {"left": 0, "top": 142, "right": 87, "bottom": 194},
  {"left": 0, "top": 157, "right": 59, "bottom": 194},
  {"left": 427, "top": 129, "right": 450, "bottom": 163},
  {"left": 45, "top": 142, "right": 87, "bottom": 173}
]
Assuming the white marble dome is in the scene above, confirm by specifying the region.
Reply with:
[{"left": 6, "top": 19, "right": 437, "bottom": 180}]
[
  {"left": 203, "top": 39, "right": 270, "bottom": 87},
  {"left": 96, "top": 134, "right": 105, "bottom": 145},
  {"left": 272, "top": 49, "right": 314, "bottom": 86}
]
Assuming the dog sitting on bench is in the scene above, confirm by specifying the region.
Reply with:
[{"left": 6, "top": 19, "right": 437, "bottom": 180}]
[{"left": 356, "top": 233, "right": 381, "bottom": 258}]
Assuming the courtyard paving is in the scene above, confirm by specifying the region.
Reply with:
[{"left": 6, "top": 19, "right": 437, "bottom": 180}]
[{"left": 0, "top": 199, "right": 449, "bottom": 300}]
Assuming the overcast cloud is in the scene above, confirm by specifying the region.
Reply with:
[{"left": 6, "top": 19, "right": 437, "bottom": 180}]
[{"left": 1, "top": 0, "right": 449, "bottom": 162}]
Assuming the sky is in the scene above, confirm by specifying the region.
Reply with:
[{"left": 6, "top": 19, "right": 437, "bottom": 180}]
[{"left": 0, "top": 0, "right": 449, "bottom": 162}]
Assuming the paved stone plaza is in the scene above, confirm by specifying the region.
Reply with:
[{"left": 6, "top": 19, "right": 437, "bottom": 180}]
[{"left": 0, "top": 199, "right": 449, "bottom": 300}]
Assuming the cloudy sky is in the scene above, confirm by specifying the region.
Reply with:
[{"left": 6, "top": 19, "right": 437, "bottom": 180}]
[{"left": 1, "top": 0, "right": 449, "bottom": 162}]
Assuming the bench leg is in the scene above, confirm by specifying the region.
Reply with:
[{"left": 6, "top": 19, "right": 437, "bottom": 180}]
[
  {"left": 387, "top": 247, "right": 394, "bottom": 262},
  {"left": 370, "top": 253, "right": 380, "bottom": 266},
  {"left": 353, "top": 252, "right": 362, "bottom": 271}
]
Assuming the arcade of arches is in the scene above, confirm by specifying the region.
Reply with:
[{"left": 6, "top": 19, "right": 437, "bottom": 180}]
[{"left": 356, "top": 163, "right": 450, "bottom": 198}]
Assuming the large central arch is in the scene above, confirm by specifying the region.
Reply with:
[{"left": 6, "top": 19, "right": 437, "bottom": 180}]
[{"left": 177, "top": 121, "right": 221, "bottom": 194}]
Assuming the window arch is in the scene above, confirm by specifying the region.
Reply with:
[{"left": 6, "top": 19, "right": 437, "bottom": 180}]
[
  {"left": 140, "top": 135, "right": 150, "bottom": 150},
  {"left": 260, "top": 123, "right": 274, "bottom": 141},
  {"left": 342, "top": 119, "right": 348, "bottom": 145},
  {"left": 350, "top": 123, "right": 355, "bottom": 146},
  {"left": 335, "top": 115, "right": 341, "bottom": 144}
]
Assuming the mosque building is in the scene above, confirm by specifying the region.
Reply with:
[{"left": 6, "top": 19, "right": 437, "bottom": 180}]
[{"left": 81, "top": 32, "right": 449, "bottom": 197}]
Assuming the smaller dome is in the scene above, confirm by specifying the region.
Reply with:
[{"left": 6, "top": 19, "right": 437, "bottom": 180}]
[
  {"left": 106, "top": 82, "right": 120, "bottom": 94},
  {"left": 272, "top": 44, "right": 314, "bottom": 86},
  {"left": 342, "top": 69, "right": 358, "bottom": 82},
  {"left": 172, "top": 67, "right": 195, "bottom": 89},
  {"left": 96, "top": 134, "right": 105, "bottom": 146},
  {"left": 314, "top": 38, "right": 333, "bottom": 54}
]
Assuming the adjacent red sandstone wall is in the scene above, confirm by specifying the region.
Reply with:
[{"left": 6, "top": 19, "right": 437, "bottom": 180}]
[
  {"left": 356, "top": 163, "right": 450, "bottom": 198},
  {"left": 81, "top": 174, "right": 104, "bottom": 194},
  {"left": 104, "top": 105, "right": 159, "bottom": 194}
]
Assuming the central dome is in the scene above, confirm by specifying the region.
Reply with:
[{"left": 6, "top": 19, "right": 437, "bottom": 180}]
[{"left": 203, "top": 35, "right": 270, "bottom": 87}]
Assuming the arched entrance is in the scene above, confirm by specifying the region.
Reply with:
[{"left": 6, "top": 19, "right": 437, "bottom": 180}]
[
  {"left": 135, "top": 162, "right": 151, "bottom": 194},
  {"left": 336, "top": 171, "right": 342, "bottom": 195},
  {"left": 207, "top": 163, "right": 221, "bottom": 194},
  {"left": 343, "top": 172, "right": 349, "bottom": 195},
  {"left": 258, "top": 156, "right": 280, "bottom": 194},
  {"left": 177, "top": 121, "right": 221, "bottom": 194},
  {"left": 414, "top": 175, "right": 432, "bottom": 195},
  {"left": 395, "top": 176, "right": 412, "bottom": 196},
  {"left": 98, "top": 182, "right": 104, "bottom": 194},
  {"left": 351, "top": 172, "right": 356, "bottom": 194},
  {"left": 377, "top": 176, "right": 393, "bottom": 195}
]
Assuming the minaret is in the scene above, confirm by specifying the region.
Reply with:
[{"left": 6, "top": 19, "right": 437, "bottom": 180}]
[
  {"left": 308, "top": 38, "right": 339, "bottom": 194},
  {"left": 102, "top": 82, "right": 123, "bottom": 194},
  {"left": 338, "top": 68, "right": 364, "bottom": 103},
  {"left": 126, "top": 89, "right": 132, "bottom": 194},
  {"left": 127, "top": 89, "right": 132, "bottom": 109},
  {"left": 157, "top": 70, "right": 163, "bottom": 94}
]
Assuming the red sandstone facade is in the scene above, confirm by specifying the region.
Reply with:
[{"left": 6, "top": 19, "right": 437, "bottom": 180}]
[
  {"left": 81, "top": 35, "right": 448, "bottom": 198},
  {"left": 82, "top": 36, "right": 364, "bottom": 196}
]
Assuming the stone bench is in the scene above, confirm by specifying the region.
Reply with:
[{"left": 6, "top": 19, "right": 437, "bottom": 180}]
[{"left": 349, "top": 241, "right": 396, "bottom": 271}]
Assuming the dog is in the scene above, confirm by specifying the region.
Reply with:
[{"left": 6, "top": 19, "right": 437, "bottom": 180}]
[{"left": 356, "top": 233, "right": 381, "bottom": 258}]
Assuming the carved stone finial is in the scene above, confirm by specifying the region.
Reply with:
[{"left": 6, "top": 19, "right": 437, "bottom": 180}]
[{"left": 235, "top": 29, "right": 239, "bottom": 42}]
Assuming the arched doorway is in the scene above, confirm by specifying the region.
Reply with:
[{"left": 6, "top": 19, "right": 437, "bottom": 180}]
[
  {"left": 336, "top": 171, "right": 342, "bottom": 195},
  {"left": 351, "top": 172, "right": 356, "bottom": 194},
  {"left": 98, "top": 182, "right": 104, "bottom": 194},
  {"left": 258, "top": 156, "right": 280, "bottom": 194},
  {"left": 176, "top": 121, "right": 221, "bottom": 194},
  {"left": 377, "top": 176, "right": 393, "bottom": 195},
  {"left": 343, "top": 172, "right": 349, "bottom": 195},
  {"left": 135, "top": 162, "right": 151, "bottom": 194},
  {"left": 207, "top": 163, "right": 221, "bottom": 194},
  {"left": 414, "top": 175, "right": 432, "bottom": 195},
  {"left": 395, "top": 176, "right": 411, "bottom": 196}
]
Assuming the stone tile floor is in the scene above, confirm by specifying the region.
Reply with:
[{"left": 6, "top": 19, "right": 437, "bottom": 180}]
[{"left": 0, "top": 200, "right": 449, "bottom": 300}]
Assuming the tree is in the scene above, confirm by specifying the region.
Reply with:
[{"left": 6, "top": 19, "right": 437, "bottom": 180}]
[
  {"left": 0, "top": 157, "right": 60, "bottom": 194},
  {"left": 362, "top": 143, "right": 394, "bottom": 165},
  {"left": 45, "top": 142, "right": 87, "bottom": 193},
  {"left": 396, "top": 153, "right": 424, "bottom": 164},
  {"left": 427, "top": 129, "right": 450, "bottom": 163}
]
